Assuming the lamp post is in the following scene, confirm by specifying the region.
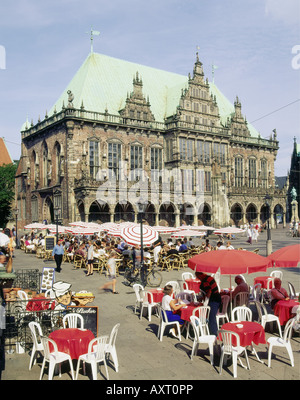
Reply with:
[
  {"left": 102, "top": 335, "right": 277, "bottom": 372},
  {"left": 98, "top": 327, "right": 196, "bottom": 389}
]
[
  {"left": 14, "top": 208, "right": 19, "bottom": 249},
  {"left": 264, "top": 195, "right": 272, "bottom": 256},
  {"left": 54, "top": 207, "right": 60, "bottom": 243},
  {"left": 137, "top": 199, "right": 147, "bottom": 282}
]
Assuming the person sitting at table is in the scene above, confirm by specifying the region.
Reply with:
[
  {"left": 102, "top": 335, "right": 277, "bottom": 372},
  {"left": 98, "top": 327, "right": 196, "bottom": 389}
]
[
  {"left": 216, "top": 241, "right": 227, "bottom": 250},
  {"left": 161, "top": 284, "right": 186, "bottom": 338},
  {"left": 232, "top": 275, "right": 249, "bottom": 302},
  {"left": 226, "top": 241, "right": 234, "bottom": 250},
  {"left": 195, "top": 271, "right": 221, "bottom": 336},
  {"left": 270, "top": 278, "right": 290, "bottom": 309},
  {"left": 204, "top": 239, "right": 212, "bottom": 252},
  {"left": 178, "top": 240, "right": 188, "bottom": 253},
  {"left": 167, "top": 244, "right": 179, "bottom": 256}
]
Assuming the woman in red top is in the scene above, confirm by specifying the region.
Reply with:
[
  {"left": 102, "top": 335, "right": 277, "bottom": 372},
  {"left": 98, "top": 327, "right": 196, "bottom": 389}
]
[{"left": 270, "top": 278, "right": 289, "bottom": 309}]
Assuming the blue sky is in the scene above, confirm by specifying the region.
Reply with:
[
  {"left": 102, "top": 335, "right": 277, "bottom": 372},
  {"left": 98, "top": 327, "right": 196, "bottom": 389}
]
[{"left": 0, "top": 0, "right": 299, "bottom": 176}]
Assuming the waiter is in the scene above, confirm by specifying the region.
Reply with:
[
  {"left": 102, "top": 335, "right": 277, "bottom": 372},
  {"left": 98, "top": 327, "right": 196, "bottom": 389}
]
[
  {"left": 195, "top": 271, "right": 221, "bottom": 336},
  {"left": 52, "top": 240, "right": 64, "bottom": 273}
]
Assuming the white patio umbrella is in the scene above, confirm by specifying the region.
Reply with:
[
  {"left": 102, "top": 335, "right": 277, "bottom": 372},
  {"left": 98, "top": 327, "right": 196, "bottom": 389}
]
[
  {"left": 0, "top": 232, "right": 10, "bottom": 247},
  {"left": 121, "top": 225, "right": 159, "bottom": 247},
  {"left": 152, "top": 226, "right": 180, "bottom": 233},
  {"left": 213, "top": 226, "right": 245, "bottom": 235}
]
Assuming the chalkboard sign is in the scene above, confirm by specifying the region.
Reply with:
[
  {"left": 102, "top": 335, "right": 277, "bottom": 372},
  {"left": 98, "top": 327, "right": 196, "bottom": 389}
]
[
  {"left": 66, "top": 306, "right": 98, "bottom": 337},
  {"left": 45, "top": 236, "right": 56, "bottom": 251}
]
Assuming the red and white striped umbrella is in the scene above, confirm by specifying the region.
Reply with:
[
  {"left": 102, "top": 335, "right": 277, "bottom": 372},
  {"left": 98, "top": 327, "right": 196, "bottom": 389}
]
[
  {"left": 65, "top": 227, "right": 98, "bottom": 235},
  {"left": 121, "top": 225, "right": 159, "bottom": 247},
  {"left": 48, "top": 226, "right": 68, "bottom": 234},
  {"left": 152, "top": 226, "right": 180, "bottom": 233},
  {"left": 69, "top": 221, "right": 86, "bottom": 227},
  {"left": 171, "top": 229, "right": 206, "bottom": 238},
  {"left": 24, "top": 223, "right": 47, "bottom": 230}
]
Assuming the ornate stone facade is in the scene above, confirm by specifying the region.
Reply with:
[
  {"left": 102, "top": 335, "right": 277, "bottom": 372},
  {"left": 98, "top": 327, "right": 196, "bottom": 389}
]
[{"left": 15, "top": 52, "right": 287, "bottom": 228}]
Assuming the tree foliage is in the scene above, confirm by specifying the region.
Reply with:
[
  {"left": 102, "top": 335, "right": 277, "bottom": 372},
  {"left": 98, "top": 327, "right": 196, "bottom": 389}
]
[{"left": 0, "top": 163, "right": 17, "bottom": 228}]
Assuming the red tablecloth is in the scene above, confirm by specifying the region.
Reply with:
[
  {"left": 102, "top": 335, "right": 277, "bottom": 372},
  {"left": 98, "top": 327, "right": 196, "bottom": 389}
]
[
  {"left": 147, "top": 289, "right": 164, "bottom": 303},
  {"left": 175, "top": 303, "right": 201, "bottom": 321},
  {"left": 26, "top": 296, "right": 54, "bottom": 311},
  {"left": 273, "top": 300, "right": 299, "bottom": 325},
  {"left": 254, "top": 276, "right": 273, "bottom": 289},
  {"left": 184, "top": 279, "right": 201, "bottom": 293},
  {"left": 219, "top": 321, "right": 266, "bottom": 347},
  {"left": 49, "top": 328, "right": 95, "bottom": 359}
]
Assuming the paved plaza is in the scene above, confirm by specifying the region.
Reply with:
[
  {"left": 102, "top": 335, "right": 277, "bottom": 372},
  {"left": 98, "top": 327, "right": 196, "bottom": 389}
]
[{"left": 1, "top": 227, "right": 300, "bottom": 382}]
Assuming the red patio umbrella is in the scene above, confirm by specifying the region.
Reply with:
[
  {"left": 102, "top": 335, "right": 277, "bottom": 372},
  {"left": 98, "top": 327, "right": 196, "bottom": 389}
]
[
  {"left": 267, "top": 244, "right": 300, "bottom": 268},
  {"left": 188, "top": 249, "right": 271, "bottom": 275}
]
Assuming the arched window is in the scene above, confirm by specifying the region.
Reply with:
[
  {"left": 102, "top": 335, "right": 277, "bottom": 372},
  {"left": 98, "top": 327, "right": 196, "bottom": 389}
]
[
  {"left": 42, "top": 143, "right": 49, "bottom": 187},
  {"left": 55, "top": 143, "right": 61, "bottom": 183}
]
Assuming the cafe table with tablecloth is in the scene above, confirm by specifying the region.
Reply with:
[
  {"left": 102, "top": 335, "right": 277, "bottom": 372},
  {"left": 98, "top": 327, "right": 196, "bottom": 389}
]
[
  {"left": 174, "top": 303, "right": 202, "bottom": 322},
  {"left": 184, "top": 279, "right": 201, "bottom": 293},
  {"left": 147, "top": 288, "right": 164, "bottom": 303},
  {"left": 49, "top": 328, "right": 95, "bottom": 360},
  {"left": 218, "top": 321, "right": 266, "bottom": 347},
  {"left": 253, "top": 276, "right": 274, "bottom": 289},
  {"left": 273, "top": 299, "right": 300, "bottom": 326}
]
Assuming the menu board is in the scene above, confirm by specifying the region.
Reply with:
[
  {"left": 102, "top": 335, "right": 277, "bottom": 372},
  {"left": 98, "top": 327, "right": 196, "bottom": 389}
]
[
  {"left": 40, "top": 266, "right": 55, "bottom": 292},
  {"left": 45, "top": 236, "right": 56, "bottom": 251},
  {"left": 67, "top": 306, "right": 98, "bottom": 337}
]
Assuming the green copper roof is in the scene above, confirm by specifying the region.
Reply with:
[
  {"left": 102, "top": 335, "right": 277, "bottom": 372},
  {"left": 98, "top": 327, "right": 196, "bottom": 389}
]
[{"left": 44, "top": 52, "right": 259, "bottom": 137}]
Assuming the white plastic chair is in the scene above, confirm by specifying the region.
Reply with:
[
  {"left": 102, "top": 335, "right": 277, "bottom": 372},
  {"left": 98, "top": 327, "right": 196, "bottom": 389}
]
[
  {"left": 28, "top": 321, "right": 44, "bottom": 370},
  {"left": 182, "top": 272, "right": 195, "bottom": 281},
  {"left": 233, "top": 291, "right": 249, "bottom": 308},
  {"left": 254, "top": 301, "right": 282, "bottom": 338},
  {"left": 157, "top": 305, "right": 181, "bottom": 341},
  {"left": 288, "top": 282, "right": 299, "bottom": 300},
  {"left": 231, "top": 306, "right": 252, "bottom": 322},
  {"left": 133, "top": 284, "right": 158, "bottom": 321},
  {"left": 270, "top": 270, "right": 283, "bottom": 280},
  {"left": 267, "top": 317, "right": 296, "bottom": 368},
  {"left": 186, "top": 305, "right": 211, "bottom": 339},
  {"left": 104, "top": 323, "right": 120, "bottom": 372},
  {"left": 190, "top": 315, "right": 216, "bottom": 365},
  {"left": 249, "top": 283, "right": 262, "bottom": 303},
  {"left": 75, "top": 336, "right": 109, "bottom": 380},
  {"left": 216, "top": 295, "right": 230, "bottom": 329},
  {"left": 262, "top": 278, "right": 274, "bottom": 303},
  {"left": 218, "top": 329, "right": 250, "bottom": 378},
  {"left": 62, "top": 313, "right": 84, "bottom": 329},
  {"left": 40, "top": 336, "right": 75, "bottom": 380}
]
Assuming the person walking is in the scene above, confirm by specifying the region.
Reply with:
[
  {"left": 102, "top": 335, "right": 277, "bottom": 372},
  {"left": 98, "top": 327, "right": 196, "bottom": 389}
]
[
  {"left": 52, "top": 240, "right": 64, "bottom": 273},
  {"left": 99, "top": 250, "right": 119, "bottom": 294},
  {"left": 86, "top": 240, "right": 94, "bottom": 276}
]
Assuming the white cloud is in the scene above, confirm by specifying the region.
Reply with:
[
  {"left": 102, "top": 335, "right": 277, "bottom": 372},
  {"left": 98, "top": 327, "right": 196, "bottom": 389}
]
[{"left": 265, "top": 0, "right": 300, "bottom": 25}]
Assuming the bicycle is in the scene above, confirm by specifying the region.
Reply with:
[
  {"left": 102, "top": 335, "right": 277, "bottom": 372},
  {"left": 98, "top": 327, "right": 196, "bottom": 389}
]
[{"left": 123, "top": 262, "right": 162, "bottom": 288}]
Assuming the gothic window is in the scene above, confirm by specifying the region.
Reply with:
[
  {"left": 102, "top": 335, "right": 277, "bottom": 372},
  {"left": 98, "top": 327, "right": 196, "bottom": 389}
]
[
  {"left": 196, "top": 141, "right": 210, "bottom": 163},
  {"left": 108, "top": 142, "right": 121, "bottom": 180},
  {"left": 130, "top": 145, "right": 143, "bottom": 180},
  {"left": 42, "top": 143, "right": 48, "bottom": 187},
  {"left": 89, "top": 140, "right": 100, "bottom": 179},
  {"left": 181, "top": 169, "right": 194, "bottom": 193},
  {"left": 179, "top": 138, "right": 193, "bottom": 161},
  {"left": 212, "top": 143, "right": 226, "bottom": 165},
  {"left": 151, "top": 147, "right": 162, "bottom": 182},
  {"left": 260, "top": 159, "right": 268, "bottom": 188},
  {"left": 235, "top": 157, "right": 243, "bottom": 187},
  {"left": 31, "top": 196, "right": 38, "bottom": 222},
  {"left": 55, "top": 143, "right": 62, "bottom": 183},
  {"left": 165, "top": 139, "right": 173, "bottom": 162},
  {"left": 204, "top": 171, "right": 211, "bottom": 191},
  {"left": 249, "top": 158, "right": 257, "bottom": 188}
]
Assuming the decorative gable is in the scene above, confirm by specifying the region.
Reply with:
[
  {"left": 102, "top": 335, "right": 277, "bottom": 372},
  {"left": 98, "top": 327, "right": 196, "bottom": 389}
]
[
  {"left": 119, "top": 72, "right": 155, "bottom": 123},
  {"left": 228, "top": 96, "right": 251, "bottom": 137}
]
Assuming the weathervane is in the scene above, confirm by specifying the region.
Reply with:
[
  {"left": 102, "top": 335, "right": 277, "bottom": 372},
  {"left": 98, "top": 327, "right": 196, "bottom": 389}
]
[{"left": 86, "top": 27, "right": 100, "bottom": 53}]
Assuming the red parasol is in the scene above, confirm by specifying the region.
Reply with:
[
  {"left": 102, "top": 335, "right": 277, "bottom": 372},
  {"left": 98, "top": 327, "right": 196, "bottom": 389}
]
[
  {"left": 267, "top": 244, "right": 300, "bottom": 268},
  {"left": 188, "top": 249, "right": 271, "bottom": 275}
]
